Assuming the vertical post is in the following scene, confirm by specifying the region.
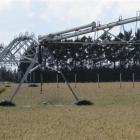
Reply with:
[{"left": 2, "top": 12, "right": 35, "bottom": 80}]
[
  {"left": 24, "top": 72, "right": 27, "bottom": 83},
  {"left": 56, "top": 74, "right": 59, "bottom": 88},
  {"left": 18, "top": 71, "right": 20, "bottom": 82},
  {"left": 133, "top": 72, "right": 135, "bottom": 88},
  {"left": 97, "top": 73, "right": 100, "bottom": 88},
  {"left": 120, "top": 72, "right": 122, "bottom": 88},
  {"left": 29, "top": 73, "right": 31, "bottom": 83},
  {"left": 40, "top": 70, "right": 43, "bottom": 94},
  {"left": 31, "top": 72, "right": 33, "bottom": 83},
  {"left": 0, "top": 68, "right": 2, "bottom": 81},
  {"left": 0, "top": 67, "right": 1, "bottom": 82},
  {"left": 19, "top": 71, "right": 21, "bottom": 81},
  {"left": 75, "top": 73, "right": 77, "bottom": 88},
  {"left": 33, "top": 72, "right": 35, "bottom": 83},
  {"left": 18, "top": 71, "right": 22, "bottom": 82}
]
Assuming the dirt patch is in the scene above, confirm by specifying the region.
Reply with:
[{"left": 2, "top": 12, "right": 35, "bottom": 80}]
[{"left": 28, "top": 83, "right": 39, "bottom": 87}]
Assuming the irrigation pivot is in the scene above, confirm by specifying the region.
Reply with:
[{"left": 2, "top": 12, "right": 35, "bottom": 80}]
[{"left": 1, "top": 14, "right": 140, "bottom": 106}]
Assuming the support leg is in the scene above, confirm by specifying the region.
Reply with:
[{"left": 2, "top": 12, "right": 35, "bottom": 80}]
[
  {"left": 59, "top": 71, "right": 79, "bottom": 102},
  {"left": 10, "top": 55, "right": 37, "bottom": 102}
]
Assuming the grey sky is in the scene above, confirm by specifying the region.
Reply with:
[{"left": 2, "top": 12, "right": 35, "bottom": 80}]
[{"left": 0, "top": 0, "right": 140, "bottom": 44}]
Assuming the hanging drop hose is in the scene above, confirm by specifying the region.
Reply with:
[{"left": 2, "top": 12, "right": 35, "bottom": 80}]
[
  {"left": 135, "top": 11, "right": 140, "bottom": 35},
  {"left": 39, "top": 45, "right": 43, "bottom": 94},
  {"left": 135, "top": 13, "right": 138, "bottom": 34}
]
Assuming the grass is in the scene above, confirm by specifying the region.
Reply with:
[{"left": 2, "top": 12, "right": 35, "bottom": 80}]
[
  {"left": 0, "top": 84, "right": 5, "bottom": 94},
  {"left": 0, "top": 82, "right": 140, "bottom": 140}
]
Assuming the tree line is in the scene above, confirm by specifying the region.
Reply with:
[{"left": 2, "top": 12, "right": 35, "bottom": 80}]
[
  {"left": 0, "top": 67, "right": 18, "bottom": 82},
  {"left": 2, "top": 29, "right": 140, "bottom": 83}
]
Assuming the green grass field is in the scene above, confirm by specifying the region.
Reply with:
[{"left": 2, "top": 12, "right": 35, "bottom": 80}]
[{"left": 0, "top": 82, "right": 140, "bottom": 140}]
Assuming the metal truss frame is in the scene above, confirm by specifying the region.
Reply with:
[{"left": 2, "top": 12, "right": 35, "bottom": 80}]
[{"left": 1, "top": 15, "right": 140, "bottom": 104}]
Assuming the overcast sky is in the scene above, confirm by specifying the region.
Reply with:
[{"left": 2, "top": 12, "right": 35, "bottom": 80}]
[{"left": 0, "top": 0, "right": 140, "bottom": 44}]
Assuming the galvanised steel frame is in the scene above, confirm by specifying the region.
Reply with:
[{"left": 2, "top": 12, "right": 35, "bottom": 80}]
[{"left": 1, "top": 14, "right": 140, "bottom": 103}]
